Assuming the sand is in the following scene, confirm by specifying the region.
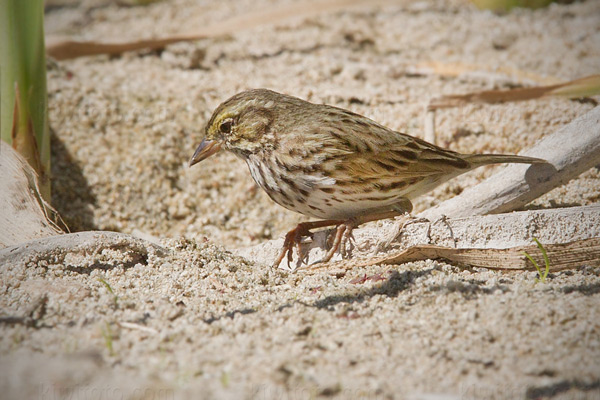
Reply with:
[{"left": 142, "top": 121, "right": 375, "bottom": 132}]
[{"left": 1, "top": 0, "right": 599, "bottom": 399}]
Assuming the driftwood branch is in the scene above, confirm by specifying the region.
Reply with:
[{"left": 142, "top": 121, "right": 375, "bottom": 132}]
[
  {"left": 307, "top": 238, "right": 600, "bottom": 273},
  {"left": 306, "top": 205, "right": 600, "bottom": 272}
]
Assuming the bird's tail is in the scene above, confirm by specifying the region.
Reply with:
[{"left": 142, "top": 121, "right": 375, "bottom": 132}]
[{"left": 464, "top": 153, "right": 546, "bottom": 167}]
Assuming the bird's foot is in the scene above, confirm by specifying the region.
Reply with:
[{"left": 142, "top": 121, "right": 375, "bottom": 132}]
[
  {"left": 273, "top": 223, "right": 312, "bottom": 269},
  {"left": 273, "top": 211, "right": 406, "bottom": 269},
  {"left": 273, "top": 219, "right": 343, "bottom": 269},
  {"left": 321, "top": 220, "right": 358, "bottom": 263}
]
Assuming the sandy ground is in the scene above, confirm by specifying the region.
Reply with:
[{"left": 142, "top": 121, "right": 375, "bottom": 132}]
[{"left": 1, "top": 0, "right": 600, "bottom": 399}]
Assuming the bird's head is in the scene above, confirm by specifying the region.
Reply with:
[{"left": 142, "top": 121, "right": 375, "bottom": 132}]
[{"left": 189, "top": 89, "right": 278, "bottom": 166}]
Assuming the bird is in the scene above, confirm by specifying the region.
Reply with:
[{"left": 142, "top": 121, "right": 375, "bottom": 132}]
[{"left": 189, "top": 88, "right": 545, "bottom": 268}]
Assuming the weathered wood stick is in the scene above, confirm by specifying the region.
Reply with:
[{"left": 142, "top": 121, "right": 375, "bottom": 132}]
[{"left": 308, "top": 237, "right": 600, "bottom": 273}]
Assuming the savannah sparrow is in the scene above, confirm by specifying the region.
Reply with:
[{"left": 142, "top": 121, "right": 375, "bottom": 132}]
[{"left": 190, "top": 89, "right": 544, "bottom": 267}]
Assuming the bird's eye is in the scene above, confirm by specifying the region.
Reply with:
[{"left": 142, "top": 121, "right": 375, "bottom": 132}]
[{"left": 219, "top": 119, "right": 233, "bottom": 134}]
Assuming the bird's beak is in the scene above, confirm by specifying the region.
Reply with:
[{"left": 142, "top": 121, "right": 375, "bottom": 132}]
[{"left": 189, "top": 139, "right": 223, "bottom": 167}]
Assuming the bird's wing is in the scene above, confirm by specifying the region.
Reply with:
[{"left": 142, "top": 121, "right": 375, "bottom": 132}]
[{"left": 319, "top": 121, "right": 471, "bottom": 181}]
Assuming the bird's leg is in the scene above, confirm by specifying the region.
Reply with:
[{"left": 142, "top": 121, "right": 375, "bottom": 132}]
[
  {"left": 273, "top": 219, "right": 343, "bottom": 268},
  {"left": 321, "top": 224, "right": 349, "bottom": 263},
  {"left": 339, "top": 228, "right": 356, "bottom": 257},
  {"left": 319, "top": 210, "right": 404, "bottom": 263}
]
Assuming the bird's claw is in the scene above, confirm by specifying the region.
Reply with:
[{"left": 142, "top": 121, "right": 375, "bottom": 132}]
[
  {"left": 321, "top": 221, "right": 357, "bottom": 263},
  {"left": 273, "top": 223, "right": 313, "bottom": 269}
]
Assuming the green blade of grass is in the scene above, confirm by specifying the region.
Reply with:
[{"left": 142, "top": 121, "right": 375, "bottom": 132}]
[
  {"left": 101, "top": 322, "right": 115, "bottom": 356},
  {"left": 0, "top": 0, "right": 50, "bottom": 201},
  {"left": 523, "top": 250, "right": 542, "bottom": 279},
  {"left": 471, "top": 0, "right": 555, "bottom": 12},
  {"left": 533, "top": 237, "right": 550, "bottom": 282},
  {"left": 98, "top": 277, "right": 119, "bottom": 304},
  {"left": 523, "top": 237, "right": 551, "bottom": 283}
]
